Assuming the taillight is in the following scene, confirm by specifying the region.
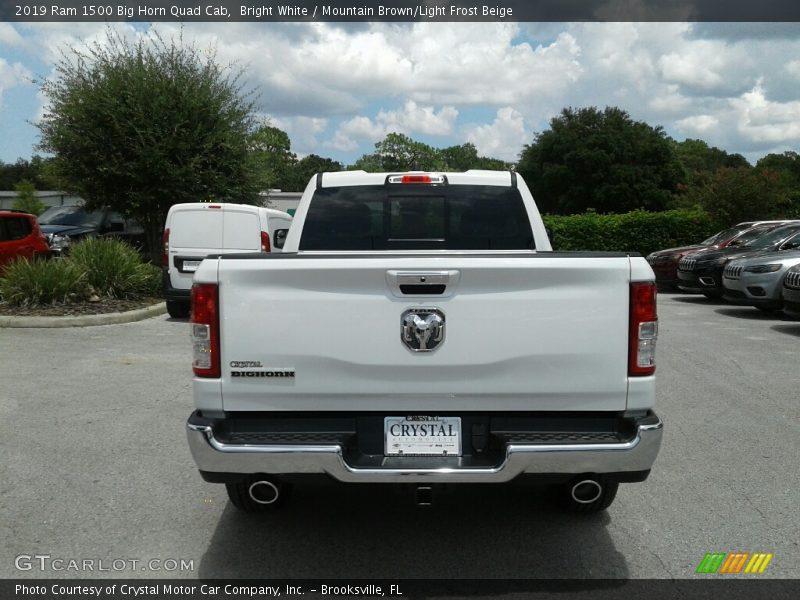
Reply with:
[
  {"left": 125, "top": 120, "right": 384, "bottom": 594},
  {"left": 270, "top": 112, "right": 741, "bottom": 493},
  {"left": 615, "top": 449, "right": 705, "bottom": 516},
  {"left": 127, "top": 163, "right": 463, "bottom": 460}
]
[
  {"left": 161, "top": 228, "right": 170, "bottom": 267},
  {"left": 191, "top": 283, "right": 220, "bottom": 378},
  {"left": 629, "top": 282, "right": 658, "bottom": 376},
  {"left": 261, "top": 230, "right": 271, "bottom": 253}
]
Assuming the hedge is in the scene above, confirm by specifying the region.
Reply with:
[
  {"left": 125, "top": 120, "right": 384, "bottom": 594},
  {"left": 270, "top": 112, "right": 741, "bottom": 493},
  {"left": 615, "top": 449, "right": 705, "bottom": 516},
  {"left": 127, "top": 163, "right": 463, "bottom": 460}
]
[{"left": 542, "top": 209, "right": 717, "bottom": 256}]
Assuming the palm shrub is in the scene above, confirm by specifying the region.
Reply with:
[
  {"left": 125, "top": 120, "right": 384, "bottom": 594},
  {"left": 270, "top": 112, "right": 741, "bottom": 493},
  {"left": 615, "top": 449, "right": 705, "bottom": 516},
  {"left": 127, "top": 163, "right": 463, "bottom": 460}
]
[
  {"left": 68, "top": 237, "right": 158, "bottom": 298},
  {"left": 0, "top": 258, "right": 86, "bottom": 306}
]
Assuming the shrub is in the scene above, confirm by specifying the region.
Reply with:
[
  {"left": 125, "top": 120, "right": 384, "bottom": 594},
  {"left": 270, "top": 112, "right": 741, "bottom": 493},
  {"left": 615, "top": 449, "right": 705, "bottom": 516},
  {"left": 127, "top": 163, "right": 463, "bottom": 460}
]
[
  {"left": 11, "top": 180, "right": 47, "bottom": 216},
  {"left": 68, "top": 237, "right": 158, "bottom": 298},
  {"left": 137, "top": 263, "right": 163, "bottom": 297},
  {"left": 0, "top": 258, "right": 86, "bottom": 306},
  {"left": 542, "top": 209, "right": 717, "bottom": 256}
]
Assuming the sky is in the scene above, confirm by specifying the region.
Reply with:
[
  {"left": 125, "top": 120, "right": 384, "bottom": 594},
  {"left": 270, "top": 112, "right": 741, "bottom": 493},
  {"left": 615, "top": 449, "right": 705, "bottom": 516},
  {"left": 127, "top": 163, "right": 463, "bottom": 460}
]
[{"left": 2, "top": 21, "right": 800, "bottom": 167}]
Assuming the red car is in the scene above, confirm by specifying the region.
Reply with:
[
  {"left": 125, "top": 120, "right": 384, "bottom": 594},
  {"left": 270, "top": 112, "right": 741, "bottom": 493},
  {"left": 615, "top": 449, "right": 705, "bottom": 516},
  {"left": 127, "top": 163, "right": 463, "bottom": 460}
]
[
  {"left": 646, "top": 221, "right": 792, "bottom": 289},
  {"left": 0, "top": 210, "right": 51, "bottom": 271}
]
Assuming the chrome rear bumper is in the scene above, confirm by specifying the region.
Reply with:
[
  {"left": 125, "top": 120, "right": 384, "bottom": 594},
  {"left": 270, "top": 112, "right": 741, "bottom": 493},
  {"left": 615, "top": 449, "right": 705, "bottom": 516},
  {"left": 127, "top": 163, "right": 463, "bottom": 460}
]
[{"left": 187, "top": 415, "right": 663, "bottom": 484}]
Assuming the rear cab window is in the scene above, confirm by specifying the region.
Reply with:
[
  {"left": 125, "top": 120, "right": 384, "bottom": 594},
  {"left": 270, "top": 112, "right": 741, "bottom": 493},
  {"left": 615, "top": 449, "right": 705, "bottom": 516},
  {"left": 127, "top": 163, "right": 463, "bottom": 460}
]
[{"left": 299, "top": 184, "right": 534, "bottom": 250}]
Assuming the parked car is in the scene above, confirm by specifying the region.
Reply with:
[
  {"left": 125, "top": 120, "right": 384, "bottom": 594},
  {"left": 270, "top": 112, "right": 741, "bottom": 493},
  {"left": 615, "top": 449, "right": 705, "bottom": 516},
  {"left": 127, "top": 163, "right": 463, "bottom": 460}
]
[
  {"left": 782, "top": 264, "right": 800, "bottom": 318},
  {"left": 646, "top": 222, "right": 766, "bottom": 289},
  {"left": 0, "top": 210, "right": 51, "bottom": 271},
  {"left": 722, "top": 249, "right": 800, "bottom": 311},
  {"left": 162, "top": 203, "right": 293, "bottom": 318},
  {"left": 677, "top": 223, "right": 800, "bottom": 297},
  {"left": 37, "top": 205, "right": 145, "bottom": 255}
]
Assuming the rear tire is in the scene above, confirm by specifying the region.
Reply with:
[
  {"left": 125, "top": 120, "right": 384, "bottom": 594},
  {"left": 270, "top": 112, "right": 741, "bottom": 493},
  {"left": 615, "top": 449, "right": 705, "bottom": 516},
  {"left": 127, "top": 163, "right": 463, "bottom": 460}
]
[
  {"left": 554, "top": 478, "right": 619, "bottom": 514},
  {"left": 166, "top": 300, "right": 190, "bottom": 319},
  {"left": 225, "top": 475, "right": 290, "bottom": 512}
]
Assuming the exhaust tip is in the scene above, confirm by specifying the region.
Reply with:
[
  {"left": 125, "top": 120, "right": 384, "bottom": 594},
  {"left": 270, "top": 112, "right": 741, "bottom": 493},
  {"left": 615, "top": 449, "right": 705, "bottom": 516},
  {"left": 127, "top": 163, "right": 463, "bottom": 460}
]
[
  {"left": 248, "top": 480, "right": 280, "bottom": 505},
  {"left": 415, "top": 485, "right": 433, "bottom": 506},
  {"left": 571, "top": 479, "right": 603, "bottom": 504}
]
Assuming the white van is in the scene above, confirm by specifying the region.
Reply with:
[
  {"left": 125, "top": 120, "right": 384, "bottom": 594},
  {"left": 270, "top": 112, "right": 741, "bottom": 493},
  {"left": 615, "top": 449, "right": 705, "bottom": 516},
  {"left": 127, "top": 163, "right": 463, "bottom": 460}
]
[{"left": 162, "top": 203, "right": 292, "bottom": 318}]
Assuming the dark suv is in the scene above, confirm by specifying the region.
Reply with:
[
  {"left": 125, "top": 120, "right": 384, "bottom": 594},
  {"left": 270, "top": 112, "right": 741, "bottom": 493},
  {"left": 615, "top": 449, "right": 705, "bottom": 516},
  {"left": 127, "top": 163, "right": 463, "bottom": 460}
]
[
  {"left": 37, "top": 205, "right": 144, "bottom": 255},
  {"left": 0, "top": 211, "right": 51, "bottom": 270}
]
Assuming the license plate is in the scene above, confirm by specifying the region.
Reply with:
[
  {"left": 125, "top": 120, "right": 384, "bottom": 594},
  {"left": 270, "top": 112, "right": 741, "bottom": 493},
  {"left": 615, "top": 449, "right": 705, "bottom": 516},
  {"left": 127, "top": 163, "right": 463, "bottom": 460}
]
[
  {"left": 182, "top": 260, "right": 202, "bottom": 272},
  {"left": 384, "top": 416, "right": 461, "bottom": 456}
]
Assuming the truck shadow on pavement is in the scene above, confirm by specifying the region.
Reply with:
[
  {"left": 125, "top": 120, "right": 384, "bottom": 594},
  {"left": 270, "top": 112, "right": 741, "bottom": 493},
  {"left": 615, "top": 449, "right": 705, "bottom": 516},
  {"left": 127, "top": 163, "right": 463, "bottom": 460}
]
[{"left": 197, "top": 480, "right": 629, "bottom": 581}]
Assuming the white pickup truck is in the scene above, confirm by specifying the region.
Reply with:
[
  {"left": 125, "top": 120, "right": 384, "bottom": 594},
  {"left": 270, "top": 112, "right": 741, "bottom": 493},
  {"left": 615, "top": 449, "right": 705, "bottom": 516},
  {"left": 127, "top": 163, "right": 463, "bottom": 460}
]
[{"left": 186, "top": 170, "right": 663, "bottom": 513}]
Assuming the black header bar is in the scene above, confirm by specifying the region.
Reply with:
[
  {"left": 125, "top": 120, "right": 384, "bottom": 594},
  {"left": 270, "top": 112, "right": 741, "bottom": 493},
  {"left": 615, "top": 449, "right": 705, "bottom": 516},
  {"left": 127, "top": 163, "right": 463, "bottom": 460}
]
[
  {"left": 3, "top": 1, "right": 800, "bottom": 22},
  {"left": 3, "top": 579, "right": 800, "bottom": 600}
]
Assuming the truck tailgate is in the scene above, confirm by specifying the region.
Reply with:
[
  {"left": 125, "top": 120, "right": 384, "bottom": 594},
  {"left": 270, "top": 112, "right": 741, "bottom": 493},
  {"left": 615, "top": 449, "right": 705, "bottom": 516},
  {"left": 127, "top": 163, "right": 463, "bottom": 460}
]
[{"left": 215, "top": 254, "right": 633, "bottom": 412}]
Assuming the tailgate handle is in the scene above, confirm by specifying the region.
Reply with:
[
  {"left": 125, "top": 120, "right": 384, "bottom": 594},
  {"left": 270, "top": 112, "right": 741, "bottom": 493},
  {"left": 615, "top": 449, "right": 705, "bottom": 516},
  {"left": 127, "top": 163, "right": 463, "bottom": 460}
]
[{"left": 388, "top": 271, "right": 459, "bottom": 296}]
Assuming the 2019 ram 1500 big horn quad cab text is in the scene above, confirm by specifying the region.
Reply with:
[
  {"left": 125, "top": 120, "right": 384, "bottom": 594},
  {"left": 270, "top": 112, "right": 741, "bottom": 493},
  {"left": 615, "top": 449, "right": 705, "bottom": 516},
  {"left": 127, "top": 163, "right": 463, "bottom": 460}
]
[{"left": 186, "top": 170, "right": 663, "bottom": 513}]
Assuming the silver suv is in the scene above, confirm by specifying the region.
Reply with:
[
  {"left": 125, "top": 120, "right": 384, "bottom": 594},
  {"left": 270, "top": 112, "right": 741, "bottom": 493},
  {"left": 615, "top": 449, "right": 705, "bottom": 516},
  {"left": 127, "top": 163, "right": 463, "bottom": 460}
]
[{"left": 722, "top": 240, "right": 800, "bottom": 312}]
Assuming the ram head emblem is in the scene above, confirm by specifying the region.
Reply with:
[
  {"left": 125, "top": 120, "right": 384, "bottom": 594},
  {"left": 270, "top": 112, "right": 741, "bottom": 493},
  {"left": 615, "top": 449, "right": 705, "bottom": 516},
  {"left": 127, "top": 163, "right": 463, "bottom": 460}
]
[{"left": 401, "top": 308, "right": 445, "bottom": 352}]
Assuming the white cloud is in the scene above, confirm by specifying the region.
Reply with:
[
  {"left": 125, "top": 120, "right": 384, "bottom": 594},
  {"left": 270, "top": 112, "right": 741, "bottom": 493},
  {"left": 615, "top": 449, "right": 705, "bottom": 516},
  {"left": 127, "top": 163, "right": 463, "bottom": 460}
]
[
  {"left": 675, "top": 114, "right": 720, "bottom": 135},
  {"left": 329, "top": 101, "right": 459, "bottom": 152},
  {"left": 266, "top": 115, "right": 328, "bottom": 157},
  {"left": 125, "top": 22, "right": 584, "bottom": 116},
  {"left": 466, "top": 108, "right": 527, "bottom": 161},
  {"left": 733, "top": 84, "right": 800, "bottom": 144},
  {"left": 0, "top": 59, "right": 32, "bottom": 109},
  {"left": 786, "top": 60, "right": 800, "bottom": 79},
  {"left": 0, "top": 24, "right": 26, "bottom": 48}
]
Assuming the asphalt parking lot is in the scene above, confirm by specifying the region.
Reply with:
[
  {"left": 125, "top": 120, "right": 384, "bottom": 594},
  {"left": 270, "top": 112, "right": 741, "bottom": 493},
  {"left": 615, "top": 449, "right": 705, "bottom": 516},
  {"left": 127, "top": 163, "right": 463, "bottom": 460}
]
[{"left": 1, "top": 294, "right": 798, "bottom": 580}]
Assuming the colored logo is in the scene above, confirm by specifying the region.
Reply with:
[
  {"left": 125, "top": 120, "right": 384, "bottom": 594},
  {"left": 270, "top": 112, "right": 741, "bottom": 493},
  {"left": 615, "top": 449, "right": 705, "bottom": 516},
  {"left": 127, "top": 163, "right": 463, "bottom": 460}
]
[{"left": 696, "top": 552, "right": 773, "bottom": 574}]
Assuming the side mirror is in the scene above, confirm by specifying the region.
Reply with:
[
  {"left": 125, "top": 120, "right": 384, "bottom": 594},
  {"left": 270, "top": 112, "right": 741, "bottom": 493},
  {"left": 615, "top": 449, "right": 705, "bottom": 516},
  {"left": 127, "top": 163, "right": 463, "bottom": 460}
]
[
  {"left": 273, "top": 229, "right": 288, "bottom": 250},
  {"left": 780, "top": 241, "right": 800, "bottom": 251},
  {"left": 728, "top": 239, "right": 742, "bottom": 247}
]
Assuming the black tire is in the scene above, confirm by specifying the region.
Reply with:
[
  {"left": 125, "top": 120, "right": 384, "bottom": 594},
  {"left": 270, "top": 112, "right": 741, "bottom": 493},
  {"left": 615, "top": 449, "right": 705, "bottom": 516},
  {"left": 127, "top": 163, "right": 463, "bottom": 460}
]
[
  {"left": 225, "top": 475, "right": 290, "bottom": 512},
  {"left": 166, "top": 300, "right": 190, "bottom": 319},
  {"left": 555, "top": 477, "right": 619, "bottom": 514}
]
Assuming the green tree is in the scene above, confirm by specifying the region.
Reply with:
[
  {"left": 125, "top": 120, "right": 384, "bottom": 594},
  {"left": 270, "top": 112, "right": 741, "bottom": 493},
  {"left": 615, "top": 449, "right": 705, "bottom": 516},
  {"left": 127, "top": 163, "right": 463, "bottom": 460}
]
[
  {"left": 756, "top": 151, "right": 800, "bottom": 216},
  {"left": 439, "top": 143, "right": 480, "bottom": 170},
  {"left": 350, "top": 134, "right": 509, "bottom": 173},
  {"left": 517, "top": 107, "right": 683, "bottom": 214},
  {"left": 0, "top": 156, "right": 60, "bottom": 190},
  {"left": 11, "top": 180, "right": 47, "bottom": 215},
  {"left": 682, "top": 166, "right": 793, "bottom": 226},
  {"left": 349, "top": 153, "right": 384, "bottom": 173},
  {"left": 440, "top": 142, "right": 511, "bottom": 171},
  {"left": 352, "top": 133, "right": 445, "bottom": 172},
  {"left": 289, "top": 154, "right": 343, "bottom": 190},
  {"left": 673, "top": 139, "right": 749, "bottom": 184},
  {"left": 36, "top": 29, "right": 263, "bottom": 261},
  {"left": 249, "top": 123, "right": 297, "bottom": 191}
]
